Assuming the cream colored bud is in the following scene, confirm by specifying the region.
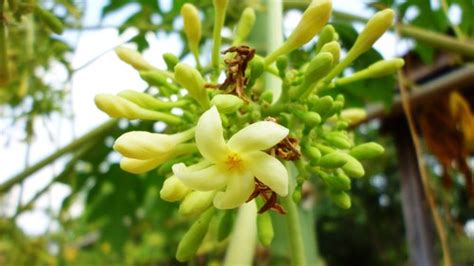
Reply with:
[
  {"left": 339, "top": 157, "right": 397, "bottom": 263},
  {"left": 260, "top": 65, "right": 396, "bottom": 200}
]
[
  {"left": 120, "top": 157, "right": 166, "bottom": 174},
  {"left": 265, "top": 0, "right": 332, "bottom": 64},
  {"left": 160, "top": 175, "right": 192, "bottom": 202},
  {"left": 320, "top": 41, "right": 340, "bottom": 66},
  {"left": 181, "top": 4, "right": 201, "bottom": 57},
  {"left": 211, "top": 95, "right": 244, "bottom": 113},
  {"left": 336, "top": 58, "right": 404, "bottom": 86},
  {"left": 179, "top": 191, "right": 216, "bottom": 217},
  {"left": 234, "top": 7, "right": 256, "bottom": 45},
  {"left": 174, "top": 63, "right": 210, "bottom": 108},
  {"left": 115, "top": 47, "right": 154, "bottom": 71},
  {"left": 114, "top": 131, "right": 177, "bottom": 159},
  {"left": 340, "top": 108, "right": 367, "bottom": 125}
]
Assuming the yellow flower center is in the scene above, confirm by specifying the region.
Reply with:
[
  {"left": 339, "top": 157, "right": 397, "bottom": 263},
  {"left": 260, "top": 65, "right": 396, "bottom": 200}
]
[{"left": 225, "top": 153, "right": 243, "bottom": 170}]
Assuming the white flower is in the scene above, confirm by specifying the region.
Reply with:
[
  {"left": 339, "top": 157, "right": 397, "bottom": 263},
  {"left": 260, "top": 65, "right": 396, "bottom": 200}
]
[
  {"left": 114, "top": 129, "right": 195, "bottom": 174},
  {"left": 172, "top": 106, "right": 289, "bottom": 209}
]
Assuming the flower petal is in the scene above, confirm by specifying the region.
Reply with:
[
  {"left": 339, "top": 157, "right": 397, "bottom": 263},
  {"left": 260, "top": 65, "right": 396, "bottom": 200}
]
[
  {"left": 244, "top": 151, "right": 288, "bottom": 196},
  {"left": 228, "top": 121, "right": 289, "bottom": 152},
  {"left": 172, "top": 163, "right": 228, "bottom": 191},
  {"left": 114, "top": 131, "right": 176, "bottom": 159},
  {"left": 120, "top": 157, "right": 165, "bottom": 174},
  {"left": 213, "top": 170, "right": 254, "bottom": 209},
  {"left": 160, "top": 175, "right": 192, "bottom": 202},
  {"left": 195, "top": 106, "right": 229, "bottom": 163}
]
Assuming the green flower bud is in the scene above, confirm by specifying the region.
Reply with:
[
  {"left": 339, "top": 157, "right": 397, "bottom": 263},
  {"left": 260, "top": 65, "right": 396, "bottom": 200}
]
[
  {"left": 117, "top": 90, "right": 180, "bottom": 110},
  {"left": 139, "top": 70, "right": 177, "bottom": 96},
  {"left": 115, "top": 47, "right": 154, "bottom": 71},
  {"left": 234, "top": 7, "right": 256, "bottom": 45},
  {"left": 34, "top": 6, "right": 64, "bottom": 34},
  {"left": 311, "top": 95, "right": 334, "bottom": 116},
  {"left": 291, "top": 52, "right": 333, "bottom": 99},
  {"left": 160, "top": 175, "right": 192, "bottom": 202},
  {"left": 265, "top": 0, "right": 332, "bottom": 64},
  {"left": 179, "top": 191, "right": 216, "bottom": 217},
  {"left": 276, "top": 56, "right": 289, "bottom": 78},
  {"left": 340, "top": 108, "right": 366, "bottom": 125},
  {"left": 315, "top": 143, "right": 335, "bottom": 155},
  {"left": 217, "top": 210, "right": 235, "bottom": 241},
  {"left": 318, "top": 152, "right": 348, "bottom": 168},
  {"left": 303, "top": 145, "right": 322, "bottom": 164},
  {"left": 315, "top": 25, "right": 336, "bottom": 53},
  {"left": 260, "top": 90, "right": 273, "bottom": 104},
  {"left": 350, "top": 142, "right": 385, "bottom": 160},
  {"left": 338, "top": 153, "right": 365, "bottom": 178},
  {"left": 247, "top": 56, "right": 265, "bottom": 88},
  {"left": 257, "top": 212, "right": 274, "bottom": 246},
  {"left": 212, "top": 0, "right": 229, "bottom": 71},
  {"left": 94, "top": 94, "right": 180, "bottom": 124},
  {"left": 325, "top": 132, "right": 352, "bottom": 149},
  {"left": 318, "top": 170, "right": 350, "bottom": 191},
  {"left": 319, "top": 41, "right": 340, "bottom": 66},
  {"left": 336, "top": 121, "right": 349, "bottom": 130},
  {"left": 330, "top": 190, "right": 351, "bottom": 209},
  {"left": 211, "top": 94, "right": 244, "bottom": 114},
  {"left": 295, "top": 111, "right": 321, "bottom": 128},
  {"left": 176, "top": 208, "right": 215, "bottom": 262},
  {"left": 174, "top": 63, "right": 210, "bottom": 108},
  {"left": 181, "top": 3, "right": 201, "bottom": 62},
  {"left": 336, "top": 58, "right": 404, "bottom": 86},
  {"left": 163, "top": 53, "right": 180, "bottom": 71},
  {"left": 325, "top": 101, "right": 343, "bottom": 118}
]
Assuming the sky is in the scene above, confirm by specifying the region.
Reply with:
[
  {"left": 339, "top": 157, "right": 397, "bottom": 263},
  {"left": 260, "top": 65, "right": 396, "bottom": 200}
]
[{"left": 1, "top": 0, "right": 472, "bottom": 238}]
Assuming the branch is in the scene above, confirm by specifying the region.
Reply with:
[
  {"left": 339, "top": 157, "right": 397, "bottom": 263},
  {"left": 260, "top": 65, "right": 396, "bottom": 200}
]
[{"left": 0, "top": 119, "right": 117, "bottom": 194}]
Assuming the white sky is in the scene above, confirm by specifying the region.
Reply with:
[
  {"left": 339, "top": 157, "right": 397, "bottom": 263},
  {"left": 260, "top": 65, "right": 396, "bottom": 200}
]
[{"left": 0, "top": 0, "right": 470, "bottom": 237}]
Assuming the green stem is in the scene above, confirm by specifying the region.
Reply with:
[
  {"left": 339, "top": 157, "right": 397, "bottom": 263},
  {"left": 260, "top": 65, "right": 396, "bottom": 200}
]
[
  {"left": 264, "top": 0, "right": 283, "bottom": 100},
  {"left": 0, "top": 119, "right": 117, "bottom": 194},
  {"left": 282, "top": 193, "right": 307, "bottom": 266},
  {"left": 223, "top": 200, "right": 257, "bottom": 266},
  {"left": 211, "top": 0, "right": 228, "bottom": 81}
]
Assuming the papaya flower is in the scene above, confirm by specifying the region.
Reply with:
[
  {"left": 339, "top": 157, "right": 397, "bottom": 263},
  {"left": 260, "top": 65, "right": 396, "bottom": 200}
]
[
  {"left": 172, "top": 106, "right": 289, "bottom": 209},
  {"left": 114, "top": 128, "right": 196, "bottom": 174}
]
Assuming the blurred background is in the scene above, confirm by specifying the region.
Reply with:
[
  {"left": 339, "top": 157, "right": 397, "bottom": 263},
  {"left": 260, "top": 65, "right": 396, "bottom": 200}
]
[{"left": 0, "top": 0, "right": 473, "bottom": 265}]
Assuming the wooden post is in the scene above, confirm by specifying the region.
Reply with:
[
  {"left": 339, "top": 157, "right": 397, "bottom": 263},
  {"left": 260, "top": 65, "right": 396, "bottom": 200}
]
[{"left": 392, "top": 117, "right": 438, "bottom": 266}]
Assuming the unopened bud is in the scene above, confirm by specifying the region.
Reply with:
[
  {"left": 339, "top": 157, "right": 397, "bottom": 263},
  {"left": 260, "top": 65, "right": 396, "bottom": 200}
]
[
  {"left": 291, "top": 52, "right": 333, "bottom": 98},
  {"left": 176, "top": 208, "right": 215, "bottom": 262},
  {"left": 320, "top": 41, "right": 340, "bottom": 66},
  {"left": 350, "top": 142, "right": 384, "bottom": 160},
  {"left": 120, "top": 157, "right": 165, "bottom": 174},
  {"left": 303, "top": 145, "right": 321, "bottom": 165},
  {"left": 118, "top": 90, "right": 175, "bottom": 110},
  {"left": 174, "top": 63, "right": 210, "bottom": 108},
  {"left": 247, "top": 56, "right": 265, "bottom": 88},
  {"left": 311, "top": 95, "right": 334, "bottom": 117},
  {"left": 115, "top": 47, "right": 154, "bottom": 71},
  {"left": 211, "top": 94, "right": 244, "bottom": 114},
  {"left": 234, "top": 7, "right": 256, "bottom": 45},
  {"left": 217, "top": 210, "right": 235, "bottom": 241},
  {"left": 160, "top": 175, "right": 192, "bottom": 202},
  {"left": 318, "top": 152, "right": 348, "bottom": 168},
  {"left": 94, "top": 94, "right": 181, "bottom": 124},
  {"left": 315, "top": 25, "right": 336, "bottom": 53},
  {"left": 325, "top": 132, "right": 352, "bottom": 149},
  {"left": 340, "top": 108, "right": 366, "bottom": 125},
  {"left": 179, "top": 191, "right": 216, "bottom": 217},
  {"left": 181, "top": 4, "right": 201, "bottom": 58},
  {"left": 339, "top": 153, "right": 365, "bottom": 178},
  {"left": 318, "top": 170, "right": 350, "bottom": 191},
  {"left": 34, "top": 6, "right": 64, "bottom": 34},
  {"left": 336, "top": 58, "right": 404, "bottom": 86},
  {"left": 257, "top": 212, "right": 274, "bottom": 246},
  {"left": 265, "top": 0, "right": 332, "bottom": 64},
  {"left": 295, "top": 111, "right": 321, "bottom": 128},
  {"left": 139, "top": 70, "right": 177, "bottom": 96},
  {"left": 330, "top": 190, "right": 351, "bottom": 209},
  {"left": 163, "top": 53, "right": 180, "bottom": 71}
]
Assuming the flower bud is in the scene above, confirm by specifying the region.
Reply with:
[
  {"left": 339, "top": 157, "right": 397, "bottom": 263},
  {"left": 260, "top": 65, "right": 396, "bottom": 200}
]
[
  {"left": 318, "top": 152, "right": 348, "bottom": 168},
  {"left": 247, "top": 56, "right": 265, "bottom": 88},
  {"left": 295, "top": 111, "right": 321, "bottom": 128},
  {"left": 211, "top": 94, "right": 244, "bottom": 114},
  {"left": 181, "top": 4, "right": 201, "bottom": 58},
  {"left": 176, "top": 208, "right": 215, "bottom": 262},
  {"left": 139, "top": 70, "right": 177, "bottom": 96},
  {"left": 335, "top": 58, "right": 404, "bottom": 86},
  {"left": 311, "top": 95, "right": 334, "bottom": 117},
  {"left": 234, "top": 7, "right": 256, "bottom": 45},
  {"left": 330, "top": 190, "right": 351, "bottom": 209},
  {"left": 291, "top": 52, "right": 333, "bottom": 98},
  {"left": 94, "top": 94, "right": 181, "bottom": 124},
  {"left": 179, "top": 191, "right": 216, "bottom": 217},
  {"left": 315, "top": 143, "right": 335, "bottom": 155},
  {"left": 339, "top": 153, "right": 365, "bottom": 178},
  {"left": 117, "top": 90, "right": 178, "bottom": 110},
  {"left": 120, "top": 157, "right": 165, "bottom": 174},
  {"left": 265, "top": 0, "right": 332, "bottom": 64},
  {"left": 340, "top": 108, "right": 366, "bottom": 125},
  {"left": 160, "top": 175, "right": 192, "bottom": 202},
  {"left": 350, "top": 142, "right": 384, "bottom": 160},
  {"left": 317, "top": 169, "right": 350, "bottom": 191},
  {"left": 115, "top": 47, "right": 154, "bottom": 71},
  {"left": 303, "top": 145, "right": 321, "bottom": 164},
  {"left": 257, "top": 211, "right": 274, "bottom": 246},
  {"left": 320, "top": 41, "right": 340, "bottom": 66},
  {"left": 217, "top": 210, "right": 235, "bottom": 241},
  {"left": 315, "top": 25, "right": 336, "bottom": 53},
  {"left": 163, "top": 53, "right": 180, "bottom": 71},
  {"left": 174, "top": 63, "right": 210, "bottom": 108},
  {"left": 325, "top": 132, "right": 352, "bottom": 149}
]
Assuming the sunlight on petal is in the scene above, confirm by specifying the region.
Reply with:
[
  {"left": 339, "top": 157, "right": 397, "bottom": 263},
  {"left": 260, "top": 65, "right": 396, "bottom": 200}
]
[
  {"left": 195, "top": 106, "right": 230, "bottom": 162},
  {"left": 228, "top": 121, "right": 289, "bottom": 152},
  {"left": 173, "top": 163, "right": 228, "bottom": 191},
  {"left": 244, "top": 151, "right": 288, "bottom": 196},
  {"left": 213, "top": 170, "right": 254, "bottom": 209}
]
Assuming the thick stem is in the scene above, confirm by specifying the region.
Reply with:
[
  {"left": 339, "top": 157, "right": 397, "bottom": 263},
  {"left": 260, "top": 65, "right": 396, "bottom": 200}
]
[
  {"left": 223, "top": 200, "right": 257, "bottom": 266},
  {"left": 282, "top": 193, "right": 307, "bottom": 266},
  {"left": 0, "top": 119, "right": 117, "bottom": 194}
]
